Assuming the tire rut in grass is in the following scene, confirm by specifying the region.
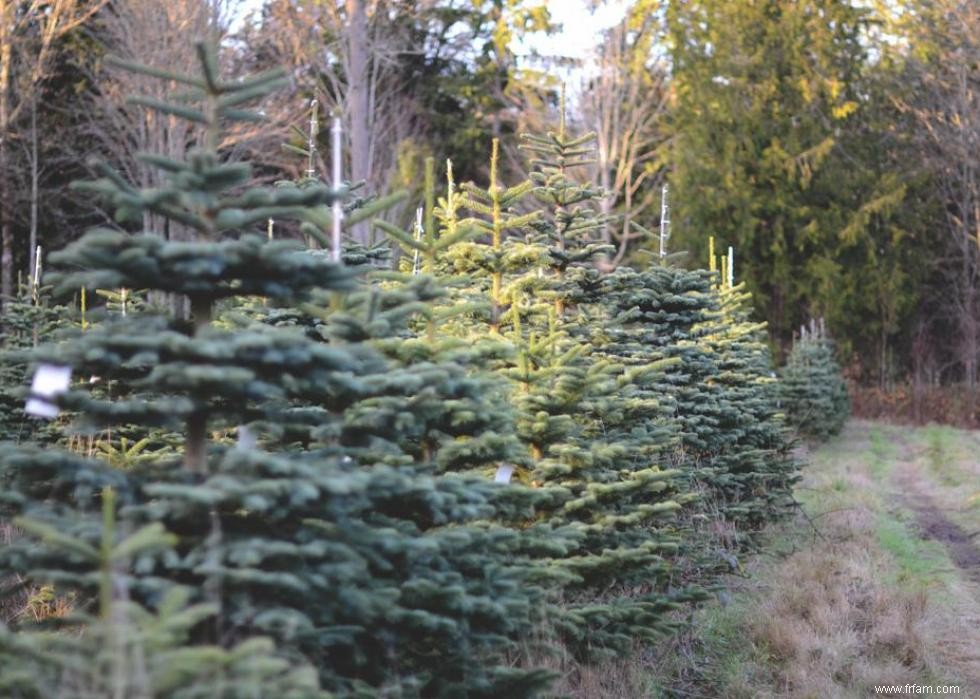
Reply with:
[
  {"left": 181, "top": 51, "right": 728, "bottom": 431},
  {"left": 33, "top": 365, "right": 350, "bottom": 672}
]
[
  {"left": 906, "top": 496, "right": 980, "bottom": 584},
  {"left": 890, "top": 433, "right": 980, "bottom": 586}
]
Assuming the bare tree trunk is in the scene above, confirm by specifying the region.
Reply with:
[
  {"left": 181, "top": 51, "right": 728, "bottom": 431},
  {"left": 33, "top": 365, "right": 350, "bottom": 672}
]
[
  {"left": 28, "top": 95, "right": 38, "bottom": 280},
  {"left": 900, "top": 0, "right": 980, "bottom": 404},
  {"left": 879, "top": 324, "right": 887, "bottom": 390},
  {"left": 346, "top": 0, "right": 371, "bottom": 245},
  {"left": 185, "top": 293, "right": 212, "bottom": 473},
  {"left": 963, "top": 293, "right": 979, "bottom": 419},
  {"left": 584, "top": 2, "right": 668, "bottom": 259},
  {"left": 912, "top": 320, "right": 927, "bottom": 424},
  {"left": 0, "top": 163, "right": 11, "bottom": 309},
  {"left": 598, "top": 153, "right": 612, "bottom": 244},
  {"left": 0, "top": 0, "right": 12, "bottom": 311},
  {"left": 963, "top": 294, "right": 978, "bottom": 389}
]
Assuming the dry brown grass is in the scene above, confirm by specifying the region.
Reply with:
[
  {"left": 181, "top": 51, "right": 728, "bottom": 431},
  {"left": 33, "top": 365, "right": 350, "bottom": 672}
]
[
  {"left": 542, "top": 653, "right": 656, "bottom": 699},
  {"left": 551, "top": 421, "right": 980, "bottom": 698},
  {"left": 668, "top": 421, "right": 980, "bottom": 699},
  {"left": 1, "top": 521, "right": 76, "bottom": 626},
  {"left": 741, "top": 508, "right": 951, "bottom": 698}
]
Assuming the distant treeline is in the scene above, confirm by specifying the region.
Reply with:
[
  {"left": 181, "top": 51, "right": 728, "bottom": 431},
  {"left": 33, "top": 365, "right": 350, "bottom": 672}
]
[{"left": 0, "top": 0, "right": 977, "bottom": 392}]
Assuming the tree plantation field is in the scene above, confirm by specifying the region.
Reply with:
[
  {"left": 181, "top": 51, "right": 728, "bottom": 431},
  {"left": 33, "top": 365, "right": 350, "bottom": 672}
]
[{"left": 0, "top": 1, "right": 977, "bottom": 698}]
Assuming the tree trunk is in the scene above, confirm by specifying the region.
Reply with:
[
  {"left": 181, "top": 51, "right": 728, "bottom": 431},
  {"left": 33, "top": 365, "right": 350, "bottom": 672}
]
[
  {"left": 771, "top": 283, "right": 786, "bottom": 361},
  {"left": 0, "top": 187, "right": 11, "bottom": 310},
  {"left": 879, "top": 325, "right": 887, "bottom": 391},
  {"left": 29, "top": 96, "right": 38, "bottom": 281},
  {"left": 963, "top": 301, "right": 978, "bottom": 421},
  {"left": 0, "top": 134, "right": 11, "bottom": 311},
  {"left": 598, "top": 148, "right": 612, "bottom": 244},
  {"left": 184, "top": 294, "right": 213, "bottom": 473},
  {"left": 346, "top": 0, "right": 371, "bottom": 245},
  {"left": 0, "top": 1, "right": 12, "bottom": 312}
]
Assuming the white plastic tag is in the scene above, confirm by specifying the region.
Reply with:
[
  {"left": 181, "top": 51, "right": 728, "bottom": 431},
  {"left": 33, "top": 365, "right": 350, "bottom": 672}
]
[
  {"left": 236, "top": 425, "right": 257, "bottom": 451},
  {"left": 494, "top": 464, "right": 515, "bottom": 484},
  {"left": 25, "top": 364, "right": 72, "bottom": 419}
]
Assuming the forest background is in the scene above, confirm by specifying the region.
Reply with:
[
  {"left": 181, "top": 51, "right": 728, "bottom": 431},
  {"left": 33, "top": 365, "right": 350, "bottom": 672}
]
[{"left": 1, "top": 0, "right": 977, "bottom": 421}]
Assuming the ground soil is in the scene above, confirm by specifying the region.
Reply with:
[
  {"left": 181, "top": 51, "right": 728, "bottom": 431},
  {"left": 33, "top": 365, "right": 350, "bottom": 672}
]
[{"left": 897, "top": 480, "right": 980, "bottom": 585}]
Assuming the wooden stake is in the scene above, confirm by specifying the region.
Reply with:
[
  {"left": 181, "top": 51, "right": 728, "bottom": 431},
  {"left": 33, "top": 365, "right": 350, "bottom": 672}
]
[{"left": 424, "top": 156, "right": 435, "bottom": 273}]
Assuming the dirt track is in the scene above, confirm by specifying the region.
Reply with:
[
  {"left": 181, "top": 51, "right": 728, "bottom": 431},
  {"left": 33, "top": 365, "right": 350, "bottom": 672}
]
[
  {"left": 890, "top": 431, "right": 980, "bottom": 586},
  {"left": 667, "top": 421, "right": 980, "bottom": 698},
  {"left": 861, "top": 422, "right": 980, "bottom": 692}
]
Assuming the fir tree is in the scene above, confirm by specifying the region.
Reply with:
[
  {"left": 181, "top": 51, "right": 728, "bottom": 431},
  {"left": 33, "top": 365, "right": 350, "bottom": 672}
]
[
  {"left": 415, "top": 127, "right": 701, "bottom": 660},
  {"left": 0, "top": 487, "right": 328, "bottom": 699},
  {"left": 1, "top": 43, "right": 563, "bottom": 698},
  {"left": 781, "top": 319, "right": 850, "bottom": 439},
  {"left": 518, "top": 124, "right": 701, "bottom": 658},
  {"left": 0, "top": 264, "right": 75, "bottom": 445},
  {"left": 695, "top": 247, "right": 800, "bottom": 534}
]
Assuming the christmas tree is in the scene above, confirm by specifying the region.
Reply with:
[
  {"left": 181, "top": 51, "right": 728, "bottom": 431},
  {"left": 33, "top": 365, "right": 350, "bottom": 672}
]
[
  {"left": 0, "top": 487, "right": 328, "bottom": 699},
  {"left": 0, "top": 42, "right": 561, "bottom": 697},
  {"left": 0, "top": 261, "right": 76, "bottom": 445},
  {"left": 401, "top": 124, "right": 700, "bottom": 661},
  {"left": 781, "top": 318, "right": 849, "bottom": 439},
  {"left": 695, "top": 245, "right": 800, "bottom": 535},
  {"left": 519, "top": 123, "right": 701, "bottom": 657}
]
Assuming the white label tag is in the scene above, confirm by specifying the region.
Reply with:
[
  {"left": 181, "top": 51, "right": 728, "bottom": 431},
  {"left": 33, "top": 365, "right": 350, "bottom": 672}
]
[
  {"left": 494, "top": 464, "right": 515, "bottom": 484},
  {"left": 25, "top": 364, "right": 72, "bottom": 419},
  {"left": 236, "top": 425, "right": 257, "bottom": 451}
]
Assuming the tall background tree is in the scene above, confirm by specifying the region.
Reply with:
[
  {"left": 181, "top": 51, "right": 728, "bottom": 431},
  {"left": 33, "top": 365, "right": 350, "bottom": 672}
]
[
  {"left": 582, "top": 0, "right": 670, "bottom": 265},
  {"left": 239, "top": 0, "right": 553, "bottom": 244},
  {"left": 0, "top": 0, "right": 106, "bottom": 311},
  {"left": 894, "top": 0, "right": 979, "bottom": 396},
  {"left": 667, "top": 0, "right": 872, "bottom": 352},
  {"left": 665, "top": 0, "right": 972, "bottom": 395}
]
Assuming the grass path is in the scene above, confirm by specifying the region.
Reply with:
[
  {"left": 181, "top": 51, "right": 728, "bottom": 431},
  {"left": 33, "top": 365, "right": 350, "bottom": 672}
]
[{"left": 651, "top": 420, "right": 980, "bottom": 698}]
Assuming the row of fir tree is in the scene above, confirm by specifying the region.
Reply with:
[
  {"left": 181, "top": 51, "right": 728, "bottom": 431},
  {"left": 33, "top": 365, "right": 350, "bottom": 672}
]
[{"left": 0, "top": 45, "right": 842, "bottom": 698}]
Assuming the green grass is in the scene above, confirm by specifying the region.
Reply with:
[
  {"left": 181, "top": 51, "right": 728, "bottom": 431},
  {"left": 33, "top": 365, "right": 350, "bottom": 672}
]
[
  {"left": 875, "top": 512, "right": 953, "bottom": 589},
  {"left": 868, "top": 426, "right": 894, "bottom": 478},
  {"left": 921, "top": 423, "right": 973, "bottom": 488},
  {"left": 648, "top": 600, "right": 771, "bottom": 699},
  {"left": 636, "top": 421, "right": 980, "bottom": 698}
]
